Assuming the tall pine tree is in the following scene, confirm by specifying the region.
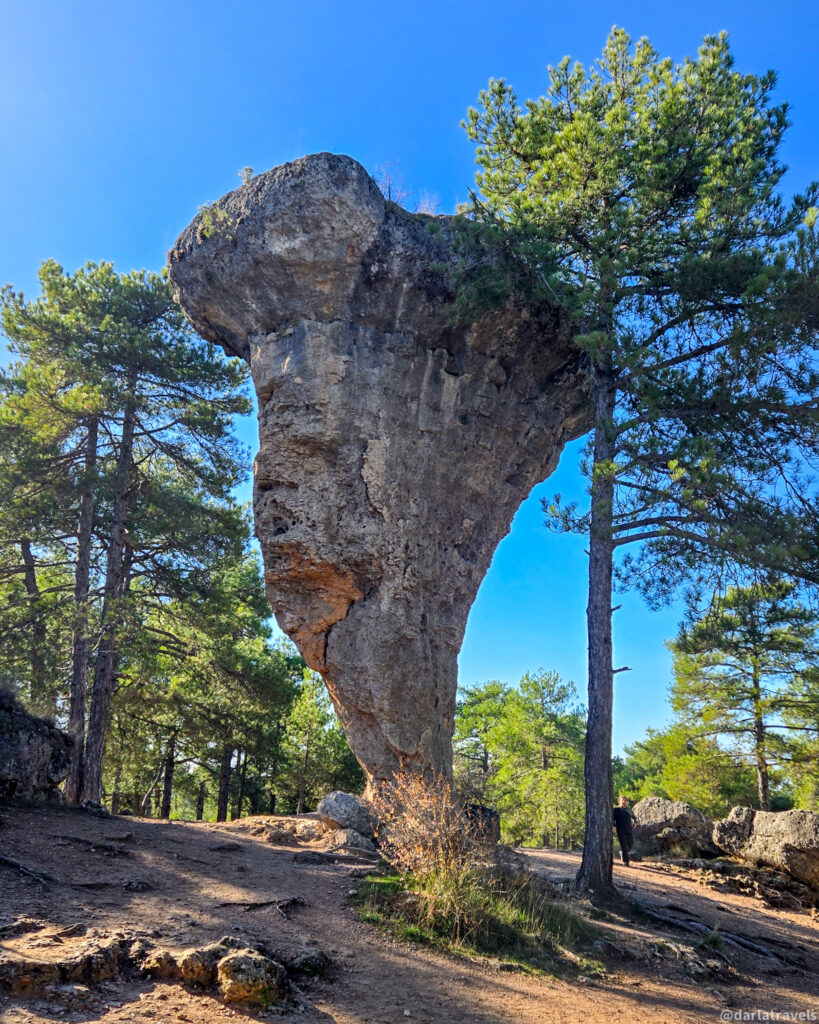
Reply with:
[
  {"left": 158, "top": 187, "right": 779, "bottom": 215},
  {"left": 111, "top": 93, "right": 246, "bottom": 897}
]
[{"left": 459, "top": 29, "right": 819, "bottom": 889}]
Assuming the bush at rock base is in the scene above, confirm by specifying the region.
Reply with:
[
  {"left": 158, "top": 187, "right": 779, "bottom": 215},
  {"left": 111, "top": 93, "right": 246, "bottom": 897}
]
[{"left": 365, "top": 771, "right": 595, "bottom": 963}]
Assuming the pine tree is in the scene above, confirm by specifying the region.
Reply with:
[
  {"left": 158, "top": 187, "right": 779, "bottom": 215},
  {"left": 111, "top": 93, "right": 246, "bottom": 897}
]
[
  {"left": 459, "top": 29, "right": 819, "bottom": 890},
  {"left": 0, "top": 261, "right": 251, "bottom": 802},
  {"left": 669, "top": 580, "right": 819, "bottom": 810},
  {"left": 614, "top": 726, "right": 759, "bottom": 817},
  {"left": 453, "top": 680, "right": 511, "bottom": 802},
  {"left": 489, "top": 672, "right": 585, "bottom": 848}
]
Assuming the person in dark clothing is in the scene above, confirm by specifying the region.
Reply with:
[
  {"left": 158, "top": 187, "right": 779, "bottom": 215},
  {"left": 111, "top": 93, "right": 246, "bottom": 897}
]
[{"left": 613, "top": 795, "right": 635, "bottom": 865}]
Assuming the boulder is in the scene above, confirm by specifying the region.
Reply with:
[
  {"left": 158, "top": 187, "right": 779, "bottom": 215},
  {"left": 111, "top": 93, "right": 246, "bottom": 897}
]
[
  {"left": 317, "top": 791, "right": 376, "bottom": 838},
  {"left": 632, "top": 797, "right": 718, "bottom": 857},
  {"left": 324, "top": 827, "right": 376, "bottom": 853},
  {"left": 216, "top": 949, "right": 290, "bottom": 1007},
  {"left": 0, "top": 689, "right": 73, "bottom": 801},
  {"left": 713, "top": 806, "right": 819, "bottom": 890},
  {"left": 168, "top": 153, "right": 589, "bottom": 788}
]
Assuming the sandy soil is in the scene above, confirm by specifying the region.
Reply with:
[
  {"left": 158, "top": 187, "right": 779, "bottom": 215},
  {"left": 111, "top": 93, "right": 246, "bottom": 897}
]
[{"left": 1, "top": 804, "right": 817, "bottom": 1024}]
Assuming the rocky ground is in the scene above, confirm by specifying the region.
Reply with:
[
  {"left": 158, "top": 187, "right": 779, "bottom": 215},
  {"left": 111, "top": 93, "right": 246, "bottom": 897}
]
[{"left": 1, "top": 803, "right": 817, "bottom": 1024}]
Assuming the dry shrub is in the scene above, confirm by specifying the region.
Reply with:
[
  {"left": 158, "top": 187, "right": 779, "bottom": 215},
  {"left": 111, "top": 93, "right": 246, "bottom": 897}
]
[
  {"left": 368, "top": 771, "right": 595, "bottom": 956},
  {"left": 371, "top": 771, "right": 486, "bottom": 882}
]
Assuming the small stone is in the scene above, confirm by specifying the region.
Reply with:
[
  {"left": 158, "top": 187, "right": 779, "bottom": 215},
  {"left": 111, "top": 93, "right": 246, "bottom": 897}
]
[{"left": 121, "top": 876, "right": 151, "bottom": 891}]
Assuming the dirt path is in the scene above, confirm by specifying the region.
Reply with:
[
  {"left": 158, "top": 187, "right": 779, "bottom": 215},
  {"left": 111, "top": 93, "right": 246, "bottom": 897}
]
[{"left": 1, "top": 805, "right": 817, "bottom": 1024}]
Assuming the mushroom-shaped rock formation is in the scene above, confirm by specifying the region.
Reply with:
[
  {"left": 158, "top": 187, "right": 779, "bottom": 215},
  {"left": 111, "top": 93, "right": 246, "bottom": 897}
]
[{"left": 168, "top": 153, "right": 589, "bottom": 788}]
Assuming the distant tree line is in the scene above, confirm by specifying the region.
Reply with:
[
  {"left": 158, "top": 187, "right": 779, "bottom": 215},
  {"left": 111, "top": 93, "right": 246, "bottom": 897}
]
[
  {"left": 456, "top": 583, "right": 819, "bottom": 844},
  {"left": 0, "top": 260, "right": 362, "bottom": 819}
]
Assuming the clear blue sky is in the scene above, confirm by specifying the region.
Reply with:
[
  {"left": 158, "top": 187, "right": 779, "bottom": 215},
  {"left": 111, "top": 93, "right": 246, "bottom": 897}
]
[{"left": 2, "top": 1, "right": 817, "bottom": 751}]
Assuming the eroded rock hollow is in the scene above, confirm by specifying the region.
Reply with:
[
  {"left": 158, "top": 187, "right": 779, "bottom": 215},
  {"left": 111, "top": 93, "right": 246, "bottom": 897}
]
[{"left": 169, "top": 153, "right": 589, "bottom": 787}]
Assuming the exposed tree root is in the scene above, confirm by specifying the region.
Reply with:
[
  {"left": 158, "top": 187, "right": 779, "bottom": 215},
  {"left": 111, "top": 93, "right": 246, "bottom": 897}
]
[
  {"left": 55, "top": 834, "right": 130, "bottom": 857},
  {"left": 216, "top": 895, "right": 308, "bottom": 917},
  {"left": 634, "top": 900, "right": 808, "bottom": 968},
  {"left": 0, "top": 854, "right": 110, "bottom": 889}
]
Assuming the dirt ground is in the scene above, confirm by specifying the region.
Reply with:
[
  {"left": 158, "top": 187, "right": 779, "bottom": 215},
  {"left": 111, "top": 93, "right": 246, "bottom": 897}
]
[{"left": 1, "top": 804, "right": 817, "bottom": 1024}]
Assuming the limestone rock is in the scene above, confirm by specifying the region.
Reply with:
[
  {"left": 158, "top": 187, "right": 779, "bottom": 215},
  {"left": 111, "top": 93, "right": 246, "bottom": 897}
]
[
  {"left": 632, "top": 797, "right": 718, "bottom": 857},
  {"left": 281, "top": 944, "right": 331, "bottom": 977},
  {"left": 317, "top": 791, "right": 376, "bottom": 838},
  {"left": 140, "top": 949, "right": 180, "bottom": 980},
  {"left": 0, "top": 689, "right": 73, "bottom": 801},
  {"left": 179, "top": 942, "right": 232, "bottom": 987},
  {"left": 169, "top": 153, "right": 589, "bottom": 785},
  {"left": 712, "top": 805, "right": 756, "bottom": 853},
  {"left": 216, "top": 948, "right": 290, "bottom": 1007},
  {"left": 0, "top": 956, "right": 60, "bottom": 996},
  {"left": 324, "top": 827, "right": 376, "bottom": 853},
  {"left": 713, "top": 806, "right": 819, "bottom": 890},
  {"left": 1, "top": 932, "right": 139, "bottom": 996}
]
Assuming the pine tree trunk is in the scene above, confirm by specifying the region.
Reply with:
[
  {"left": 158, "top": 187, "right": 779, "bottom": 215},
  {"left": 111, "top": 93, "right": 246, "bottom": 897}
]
[
  {"left": 19, "top": 539, "right": 51, "bottom": 717},
  {"left": 216, "top": 745, "right": 233, "bottom": 822},
  {"left": 749, "top": 658, "right": 771, "bottom": 811},
  {"left": 753, "top": 687, "right": 771, "bottom": 810},
  {"left": 160, "top": 733, "right": 176, "bottom": 819},
  {"left": 195, "top": 781, "right": 207, "bottom": 820},
  {"left": 268, "top": 790, "right": 277, "bottom": 815},
  {"left": 577, "top": 371, "right": 616, "bottom": 894},
  {"left": 65, "top": 417, "right": 99, "bottom": 805},
  {"left": 296, "top": 730, "right": 311, "bottom": 815},
  {"left": 81, "top": 394, "right": 136, "bottom": 805},
  {"left": 232, "top": 749, "right": 247, "bottom": 821},
  {"left": 109, "top": 764, "right": 122, "bottom": 815}
]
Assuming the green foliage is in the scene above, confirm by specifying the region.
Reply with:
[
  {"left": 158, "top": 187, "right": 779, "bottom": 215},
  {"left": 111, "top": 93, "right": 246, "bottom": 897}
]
[
  {"left": 669, "top": 580, "right": 819, "bottom": 809},
  {"left": 453, "top": 679, "right": 511, "bottom": 802},
  {"left": 615, "top": 726, "right": 759, "bottom": 818},
  {"left": 459, "top": 26, "right": 819, "bottom": 597},
  {"left": 454, "top": 672, "right": 585, "bottom": 847},
  {"left": 0, "top": 258, "right": 362, "bottom": 815},
  {"left": 196, "top": 202, "right": 236, "bottom": 242},
  {"left": 276, "top": 672, "right": 364, "bottom": 813}
]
